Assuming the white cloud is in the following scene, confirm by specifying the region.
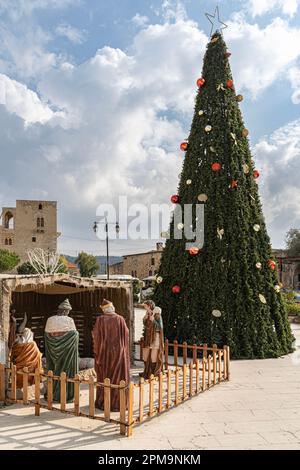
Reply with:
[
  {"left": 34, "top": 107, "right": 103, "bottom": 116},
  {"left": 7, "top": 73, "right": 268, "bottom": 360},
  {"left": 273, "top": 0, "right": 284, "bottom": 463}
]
[
  {"left": 0, "top": 73, "right": 55, "bottom": 123},
  {"left": 288, "top": 66, "right": 300, "bottom": 103},
  {"left": 132, "top": 14, "right": 149, "bottom": 28},
  {"left": 255, "top": 119, "right": 300, "bottom": 246},
  {"left": 247, "top": 0, "right": 300, "bottom": 17},
  {"left": 56, "top": 23, "right": 86, "bottom": 44},
  {"left": 0, "top": 0, "right": 79, "bottom": 20},
  {"left": 226, "top": 15, "right": 300, "bottom": 98}
]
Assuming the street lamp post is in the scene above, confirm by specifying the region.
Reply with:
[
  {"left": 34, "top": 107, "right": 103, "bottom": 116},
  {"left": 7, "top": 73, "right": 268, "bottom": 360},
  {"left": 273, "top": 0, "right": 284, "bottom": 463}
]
[{"left": 93, "top": 218, "right": 120, "bottom": 280}]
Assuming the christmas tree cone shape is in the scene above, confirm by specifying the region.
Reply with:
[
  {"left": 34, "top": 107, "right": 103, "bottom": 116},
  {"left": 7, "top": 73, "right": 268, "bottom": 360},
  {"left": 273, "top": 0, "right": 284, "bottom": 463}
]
[{"left": 154, "top": 32, "right": 294, "bottom": 359}]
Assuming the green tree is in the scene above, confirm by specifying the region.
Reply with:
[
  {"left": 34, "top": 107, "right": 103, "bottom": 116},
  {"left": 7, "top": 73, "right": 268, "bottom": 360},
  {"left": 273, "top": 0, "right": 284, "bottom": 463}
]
[
  {"left": 0, "top": 249, "right": 20, "bottom": 273},
  {"left": 154, "top": 32, "right": 294, "bottom": 359},
  {"left": 58, "top": 255, "right": 69, "bottom": 274},
  {"left": 75, "top": 252, "right": 99, "bottom": 277},
  {"left": 17, "top": 261, "right": 37, "bottom": 275},
  {"left": 286, "top": 229, "right": 300, "bottom": 256}
]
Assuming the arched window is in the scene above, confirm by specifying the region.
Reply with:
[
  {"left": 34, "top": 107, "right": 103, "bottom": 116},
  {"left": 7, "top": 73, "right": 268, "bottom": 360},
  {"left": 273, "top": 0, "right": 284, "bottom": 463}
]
[
  {"left": 37, "top": 218, "right": 40, "bottom": 228},
  {"left": 4, "top": 212, "right": 14, "bottom": 229},
  {"left": 149, "top": 270, "right": 153, "bottom": 276},
  {"left": 8, "top": 239, "right": 12, "bottom": 245},
  {"left": 41, "top": 217, "right": 45, "bottom": 228},
  {"left": 39, "top": 203, "right": 43, "bottom": 210},
  {"left": 5, "top": 238, "right": 8, "bottom": 245}
]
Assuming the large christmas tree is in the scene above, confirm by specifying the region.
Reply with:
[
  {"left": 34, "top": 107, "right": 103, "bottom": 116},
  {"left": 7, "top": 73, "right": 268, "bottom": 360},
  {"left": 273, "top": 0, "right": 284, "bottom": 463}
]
[{"left": 154, "top": 32, "right": 294, "bottom": 359}]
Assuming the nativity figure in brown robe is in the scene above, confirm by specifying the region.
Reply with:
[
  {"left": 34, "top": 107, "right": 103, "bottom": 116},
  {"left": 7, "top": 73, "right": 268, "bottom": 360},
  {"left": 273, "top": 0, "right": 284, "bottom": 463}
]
[
  {"left": 92, "top": 299, "right": 130, "bottom": 412},
  {"left": 141, "top": 300, "right": 164, "bottom": 379}
]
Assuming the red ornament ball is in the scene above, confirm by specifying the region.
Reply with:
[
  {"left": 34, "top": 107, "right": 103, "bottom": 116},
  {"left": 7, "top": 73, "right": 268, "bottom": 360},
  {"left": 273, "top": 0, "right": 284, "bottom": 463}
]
[
  {"left": 268, "top": 260, "right": 276, "bottom": 270},
  {"left": 212, "top": 162, "right": 221, "bottom": 172},
  {"left": 172, "top": 285, "right": 181, "bottom": 294},
  {"left": 180, "top": 142, "right": 188, "bottom": 152},
  {"left": 197, "top": 77, "right": 205, "bottom": 88},
  {"left": 226, "top": 79, "right": 234, "bottom": 89},
  {"left": 189, "top": 247, "right": 200, "bottom": 256},
  {"left": 171, "top": 194, "right": 180, "bottom": 204},
  {"left": 253, "top": 169, "right": 260, "bottom": 179}
]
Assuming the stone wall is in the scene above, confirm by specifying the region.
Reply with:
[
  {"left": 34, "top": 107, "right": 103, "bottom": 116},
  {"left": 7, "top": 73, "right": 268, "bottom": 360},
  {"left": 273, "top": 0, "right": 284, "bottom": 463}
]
[{"left": 0, "top": 200, "right": 59, "bottom": 266}]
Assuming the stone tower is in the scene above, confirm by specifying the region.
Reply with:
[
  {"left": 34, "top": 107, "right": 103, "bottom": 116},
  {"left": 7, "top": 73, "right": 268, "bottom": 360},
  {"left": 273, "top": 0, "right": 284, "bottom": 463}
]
[{"left": 0, "top": 200, "right": 60, "bottom": 266}]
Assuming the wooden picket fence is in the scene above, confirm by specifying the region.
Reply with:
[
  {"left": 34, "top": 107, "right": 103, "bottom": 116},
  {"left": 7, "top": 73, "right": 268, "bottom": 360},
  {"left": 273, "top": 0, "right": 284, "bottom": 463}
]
[{"left": 0, "top": 340, "right": 230, "bottom": 437}]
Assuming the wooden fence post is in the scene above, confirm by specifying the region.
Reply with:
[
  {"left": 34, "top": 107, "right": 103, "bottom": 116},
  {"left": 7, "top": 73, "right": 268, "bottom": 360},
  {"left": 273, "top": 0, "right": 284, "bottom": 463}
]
[
  {"left": 182, "top": 364, "right": 187, "bottom": 400},
  {"left": 213, "top": 346, "right": 217, "bottom": 386},
  {"left": 223, "top": 347, "right": 227, "bottom": 380},
  {"left": 74, "top": 374, "right": 80, "bottom": 416},
  {"left": 192, "top": 344, "right": 197, "bottom": 364},
  {"left": 174, "top": 341, "right": 178, "bottom": 367},
  {"left": 202, "top": 358, "right": 206, "bottom": 391},
  {"left": 167, "top": 370, "right": 171, "bottom": 409},
  {"left": 183, "top": 342, "right": 187, "bottom": 365},
  {"left": 149, "top": 375, "right": 154, "bottom": 417},
  {"left": 119, "top": 380, "right": 126, "bottom": 436},
  {"left": 104, "top": 378, "right": 110, "bottom": 422},
  {"left": 226, "top": 346, "right": 230, "bottom": 380},
  {"left": 139, "top": 377, "right": 144, "bottom": 422},
  {"left": 23, "top": 367, "right": 28, "bottom": 405},
  {"left": 218, "top": 351, "right": 222, "bottom": 383},
  {"left": 0, "top": 364, "right": 5, "bottom": 402},
  {"left": 208, "top": 355, "right": 212, "bottom": 388},
  {"left": 34, "top": 369, "right": 40, "bottom": 416},
  {"left": 189, "top": 362, "right": 193, "bottom": 397},
  {"left": 175, "top": 368, "right": 179, "bottom": 405},
  {"left": 127, "top": 382, "right": 134, "bottom": 437},
  {"left": 165, "top": 340, "right": 169, "bottom": 370},
  {"left": 203, "top": 343, "right": 208, "bottom": 359},
  {"left": 47, "top": 371, "right": 53, "bottom": 410},
  {"left": 89, "top": 378, "right": 95, "bottom": 418},
  {"left": 158, "top": 373, "right": 163, "bottom": 413},
  {"left": 60, "top": 372, "right": 66, "bottom": 412},
  {"left": 10, "top": 365, "right": 17, "bottom": 402},
  {"left": 195, "top": 359, "right": 200, "bottom": 394}
]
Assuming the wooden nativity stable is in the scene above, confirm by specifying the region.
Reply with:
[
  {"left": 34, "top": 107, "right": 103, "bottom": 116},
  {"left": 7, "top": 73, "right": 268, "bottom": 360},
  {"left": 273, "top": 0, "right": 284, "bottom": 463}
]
[{"left": 0, "top": 274, "right": 134, "bottom": 365}]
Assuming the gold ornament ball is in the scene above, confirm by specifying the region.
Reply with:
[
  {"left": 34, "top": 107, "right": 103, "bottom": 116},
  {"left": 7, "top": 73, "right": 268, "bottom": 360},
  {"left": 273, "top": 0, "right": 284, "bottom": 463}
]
[
  {"left": 236, "top": 94, "right": 244, "bottom": 102},
  {"left": 256, "top": 262, "right": 262, "bottom": 269},
  {"left": 205, "top": 125, "right": 212, "bottom": 133},
  {"left": 253, "top": 224, "right": 261, "bottom": 232},
  {"left": 212, "top": 309, "right": 222, "bottom": 318},
  {"left": 156, "top": 276, "right": 163, "bottom": 284},
  {"left": 242, "top": 128, "right": 249, "bottom": 137},
  {"left": 177, "top": 223, "right": 184, "bottom": 230},
  {"left": 186, "top": 179, "right": 192, "bottom": 185},
  {"left": 198, "top": 193, "right": 208, "bottom": 202},
  {"left": 198, "top": 110, "right": 204, "bottom": 116}
]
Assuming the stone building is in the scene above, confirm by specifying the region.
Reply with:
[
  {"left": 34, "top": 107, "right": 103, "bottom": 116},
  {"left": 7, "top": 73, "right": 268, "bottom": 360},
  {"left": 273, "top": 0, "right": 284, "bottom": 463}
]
[
  {"left": 273, "top": 249, "right": 300, "bottom": 290},
  {"left": 111, "top": 243, "right": 164, "bottom": 279},
  {"left": 0, "top": 200, "right": 59, "bottom": 266}
]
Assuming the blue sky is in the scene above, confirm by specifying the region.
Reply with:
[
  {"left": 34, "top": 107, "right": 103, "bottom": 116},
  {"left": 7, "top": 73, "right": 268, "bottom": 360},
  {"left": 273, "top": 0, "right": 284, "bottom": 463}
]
[{"left": 0, "top": 0, "right": 300, "bottom": 256}]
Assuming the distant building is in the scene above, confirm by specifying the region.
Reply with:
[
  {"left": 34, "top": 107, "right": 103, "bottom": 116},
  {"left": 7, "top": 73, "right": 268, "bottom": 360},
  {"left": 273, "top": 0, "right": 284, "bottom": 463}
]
[
  {"left": 273, "top": 249, "right": 300, "bottom": 290},
  {"left": 0, "top": 200, "right": 60, "bottom": 266},
  {"left": 67, "top": 261, "right": 80, "bottom": 276},
  {"left": 110, "top": 243, "right": 164, "bottom": 279},
  {"left": 110, "top": 262, "right": 124, "bottom": 276}
]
